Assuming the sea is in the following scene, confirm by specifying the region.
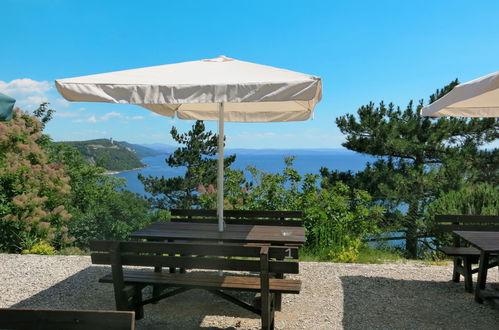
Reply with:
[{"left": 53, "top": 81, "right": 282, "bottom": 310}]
[{"left": 112, "top": 149, "right": 377, "bottom": 196}]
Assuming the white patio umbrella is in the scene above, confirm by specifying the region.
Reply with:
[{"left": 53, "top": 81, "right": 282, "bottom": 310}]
[
  {"left": 421, "top": 71, "right": 499, "bottom": 118},
  {"left": 55, "top": 56, "right": 322, "bottom": 231}
]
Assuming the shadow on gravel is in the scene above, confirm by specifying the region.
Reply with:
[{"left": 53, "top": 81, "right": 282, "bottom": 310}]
[
  {"left": 12, "top": 266, "right": 258, "bottom": 329},
  {"left": 340, "top": 276, "right": 499, "bottom": 330}
]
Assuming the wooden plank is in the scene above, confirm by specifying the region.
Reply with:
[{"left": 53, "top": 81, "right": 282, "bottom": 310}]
[
  {"left": 259, "top": 246, "right": 271, "bottom": 330},
  {"left": 439, "top": 247, "right": 481, "bottom": 256},
  {"left": 129, "top": 222, "right": 305, "bottom": 245},
  {"left": 435, "top": 224, "right": 499, "bottom": 232},
  {"left": 170, "top": 209, "right": 303, "bottom": 219},
  {"left": 91, "top": 254, "right": 299, "bottom": 274},
  {"left": 90, "top": 241, "right": 298, "bottom": 259},
  {"left": 99, "top": 271, "right": 301, "bottom": 294},
  {"left": 0, "top": 308, "right": 135, "bottom": 330},
  {"left": 435, "top": 215, "right": 499, "bottom": 223},
  {"left": 172, "top": 218, "right": 304, "bottom": 227}
]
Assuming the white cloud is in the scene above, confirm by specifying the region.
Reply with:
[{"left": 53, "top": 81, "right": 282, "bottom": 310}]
[
  {"left": 72, "top": 115, "right": 98, "bottom": 123},
  {"left": 131, "top": 116, "right": 144, "bottom": 120},
  {"left": 0, "top": 78, "right": 51, "bottom": 96},
  {"left": 100, "top": 112, "right": 123, "bottom": 121},
  {"left": 0, "top": 78, "right": 54, "bottom": 110}
]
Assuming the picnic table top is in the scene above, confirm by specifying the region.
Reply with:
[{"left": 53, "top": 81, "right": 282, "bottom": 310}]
[
  {"left": 453, "top": 231, "right": 499, "bottom": 252},
  {"left": 130, "top": 221, "right": 306, "bottom": 245}
]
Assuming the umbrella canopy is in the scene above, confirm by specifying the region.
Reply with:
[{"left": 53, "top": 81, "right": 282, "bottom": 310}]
[
  {"left": 56, "top": 56, "right": 322, "bottom": 231},
  {"left": 421, "top": 71, "right": 499, "bottom": 118},
  {"left": 0, "top": 93, "right": 16, "bottom": 121},
  {"left": 56, "top": 55, "right": 322, "bottom": 122}
]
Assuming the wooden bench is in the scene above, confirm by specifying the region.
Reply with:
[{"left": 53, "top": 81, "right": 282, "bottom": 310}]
[
  {"left": 0, "top": 308, "right": 135, "bottom": 330},
  {"left": 435, "top": 215, "right": 499, "bottom": 292},
  {"left": 170, "top": 209, "right": 304, "bottom": 227},
  {"left": 90, "top": 240, "right": 301, "bottom": 330}
]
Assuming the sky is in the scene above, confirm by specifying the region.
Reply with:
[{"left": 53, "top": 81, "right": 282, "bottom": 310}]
[{"left": 1, "top": 0, "right": 498, "bottom": 149}]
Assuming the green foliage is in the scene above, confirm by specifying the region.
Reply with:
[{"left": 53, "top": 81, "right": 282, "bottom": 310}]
[
  {"left": 57, "top": 246, "right": 86, "bottom": 255},
  {"left": 200, "top": 157, "right": 385, "bottom": 262},
  {"left": 427, "top": 183, "right": 499, "bottom": 249},
  {"left": 0, "top": 108, "right": 73, "bottom": 253},
  {"left": 0, "top": 106, "right": 167, "bottom": 253},
  {"left": 139, "top": 121, "right": 235, "bottom": 209},
  {"left": 331, "top": 80, "right": 498, "bottom": 257},
  {"left": 47, "top": 141, "right": 167, "bottom": 248},
  {"left": 119, "top": 141, "right": 163, "bottom": 158},
  {"left": 429, "top": 182, "right": 499, "bottom": 216},
  {"left": 21, "top": 241, "right": 55, "bottom": 255},
  {"left": 59, "top": 139, "right": 145, "bottom": 171}
]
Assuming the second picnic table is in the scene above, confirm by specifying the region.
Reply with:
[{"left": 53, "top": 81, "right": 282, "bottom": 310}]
[{"left": 453, "top": 230, "right": 499, "bottom": 305}]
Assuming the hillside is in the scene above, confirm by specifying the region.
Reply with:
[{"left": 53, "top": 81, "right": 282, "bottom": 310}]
[
  {"left": 58, "top": 139, "right": 151, "bottom": 172},
  {"left": 118, "top": 141, "right": 165, "bottom": 158}
]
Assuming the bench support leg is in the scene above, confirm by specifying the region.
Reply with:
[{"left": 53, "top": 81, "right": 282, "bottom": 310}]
[
  {"left": 463, "top": 256, "right": 473, "bottom": 293},
  {"left": 261, "top": 292, "right": 272, "bottom": 330},
  {"left": 152, "top": 255, "right": 163, "bottom": 304},
  {"left": 274, "top": 274, "right": 283, "bottom": 311},
  {"left": 452, "top": 257, "right": 462, "bottom": 283},
  {"left": 133, "top": 286, "right": 144, "bottom": 320}
]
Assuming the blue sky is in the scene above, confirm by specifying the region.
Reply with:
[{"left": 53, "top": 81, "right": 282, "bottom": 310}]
[{"left": 1, "top": 0, "right": 498, "bottom": 149}]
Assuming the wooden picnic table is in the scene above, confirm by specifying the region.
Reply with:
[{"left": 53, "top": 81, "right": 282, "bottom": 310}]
[
  {"left": 130, "top": 222, "right": 306, "bottom": 246},
  {"left": 130, "top": 221, "right": 305, "bottom": 313},
  {"left": 453, "top": 231, "right": 499, "bottom": 305}
]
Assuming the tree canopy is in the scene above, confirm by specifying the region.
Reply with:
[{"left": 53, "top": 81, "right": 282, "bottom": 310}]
[{"left": 327, "top": 80, "right": 498, "bottom": 257}]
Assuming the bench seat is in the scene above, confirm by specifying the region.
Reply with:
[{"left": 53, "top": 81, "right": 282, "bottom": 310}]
[
  {"left": 440, "top": 247, "right": 481, "bottom": 257},
  {"left": 99, "top": 271, "right": 301, "bottom": 294},
  {"left": 440, "top": 247, "right": 498, "bottom": 257}
]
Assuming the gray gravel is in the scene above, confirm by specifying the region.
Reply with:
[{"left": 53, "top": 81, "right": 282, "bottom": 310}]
[{"left": 1, "top": 254, "right": 498, "bottom": 329}]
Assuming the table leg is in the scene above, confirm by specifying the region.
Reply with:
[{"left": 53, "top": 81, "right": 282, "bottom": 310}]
[{"left": 475, "top": 251, "right": 490, "bottom": 303}]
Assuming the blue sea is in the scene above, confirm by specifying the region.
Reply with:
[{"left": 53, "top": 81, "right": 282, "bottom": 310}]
[{"left": 112, "top": 149, "right": 376, "bottom": 196}]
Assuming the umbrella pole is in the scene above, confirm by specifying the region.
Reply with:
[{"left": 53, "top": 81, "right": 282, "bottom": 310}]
[{"left": 217, "top": 102, "right": 225, "bottom": 232}]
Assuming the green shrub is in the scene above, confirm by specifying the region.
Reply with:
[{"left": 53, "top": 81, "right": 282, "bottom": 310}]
[
  {"left": 21, "top": 241, "right": 55, "bottom": 255},
  {"left": 200, "top": 157, "right": 385, "bottom": 261}
]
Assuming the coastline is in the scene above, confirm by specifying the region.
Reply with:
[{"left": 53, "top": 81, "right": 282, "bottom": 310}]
[{"left": 103, "top": 166, "right": 147, "bottom": 175}]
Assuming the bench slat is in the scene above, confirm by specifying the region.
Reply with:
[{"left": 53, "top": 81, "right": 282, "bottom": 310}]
[
  {"left": 434, "top": 224, "right": 499, "bottom": 232},
  {"left": 435, "top": 215, "right": 499, "bottom": 224},
  {"left": 170, "top": 209, "right": 303, "bottom": 219},
  {"left": 91, "top": 253, "right": 299, "bottom": 274},
  {"left": 171, "top": 218, "right": 303, "bottom": 227},
  {"left": 439, "top": 247, "right": 481, "bottom": 256},
  {"left": 99, "top": 271, "right": 301, "bottom": 294},
  {"left": 90, "top": 240, "right": 298, "bottom": 259},
  {"left": 0, "top": 308, "right": 135, "bottom": 330}
]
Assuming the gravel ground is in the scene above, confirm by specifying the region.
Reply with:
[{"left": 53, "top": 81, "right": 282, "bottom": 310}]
[{"left": 1, "top": 254, "right": 498, "bottom": 329}]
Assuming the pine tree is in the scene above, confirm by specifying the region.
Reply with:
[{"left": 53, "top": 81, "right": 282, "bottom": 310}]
[
  {"left": 331, "top": 80, "right": 498, "bottom": 257},
  {"left": 139, "top": 121, "right": 236, "bottom": 209}
]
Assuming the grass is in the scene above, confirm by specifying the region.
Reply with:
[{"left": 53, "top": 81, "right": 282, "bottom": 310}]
[
  {"left": 299, "top": 244, "right": 406, "bottom": 264},
  {"left": 355, "top": 245, "right": 405, "bottom": 264}
]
